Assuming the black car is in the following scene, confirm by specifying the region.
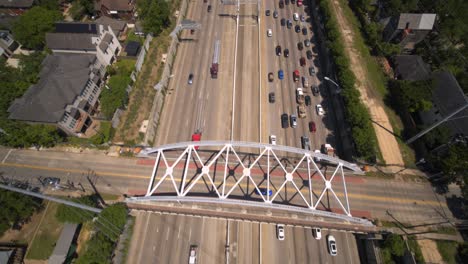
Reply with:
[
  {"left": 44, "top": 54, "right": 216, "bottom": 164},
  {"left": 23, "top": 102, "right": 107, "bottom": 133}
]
[
  {"left": 207, "top": 5, "right": 212, "bottom": 12},
  {"left": 291, "top": 0, "right": 296, "bottom": 3},
  {"left": 311, "top": 85, "right": 319, "bottom": 96},
  {"left": 302, "top": 27, "right": 307, "bottom": 35},
  {"left": 285, "top": 0, "right": 290, "bottom": 5},
  {"left": 306, "top": 50, "right": 313, "bottom": 59},
  {"left": 284, "top": 48, "right": 289, "bottom": 57},
  {"left": 304, "top": 39, "right": 311, "bottom": 47},
  {"left": 188, "top": 73, "right": 194, "bottom": 84},
  {"left": 298, "top": 42, "right": 303, "bottom": 50},
  {"left": 305, "top": 95, "right": 311, "bottom": 106},
  {"left": 269, "top": 92, "right": 276, "bottom": 103},
  {"left": 266, "top": 10, "right": 271, "bottom": 16},
  {"left": 295, "top": 25, "right": 301, "bottom": 33},
  {"left": 281, "top": 18, "right": 286, "bottom": 26},
  {"left": 309, "top": 66, "right": 315, "bottom": 76},
  {"left": 273, "top": 10, "right": 278, "bottom": 18},
  {"left": 287, "top": 20, "right": 292, "bottom": 29},
  {"left": 281, "top": 113, "right": 289, "bottom": 128},
  {"left": 279, "top": 0, "right": 284, "bottom": 8},
  {"left": 276, "top": 45, "right": 281, "bottom": 56}
]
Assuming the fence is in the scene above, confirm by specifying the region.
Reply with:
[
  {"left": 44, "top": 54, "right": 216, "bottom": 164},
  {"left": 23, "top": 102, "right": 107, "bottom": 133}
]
[{"left": 143, "top": 0, "right": 189, "bottom": 145}]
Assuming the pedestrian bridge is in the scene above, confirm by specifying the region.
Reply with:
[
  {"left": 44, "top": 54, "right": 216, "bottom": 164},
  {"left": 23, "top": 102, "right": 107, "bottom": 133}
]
[{"left": 129, "top": 141, "right": 371, "bottom": 226}]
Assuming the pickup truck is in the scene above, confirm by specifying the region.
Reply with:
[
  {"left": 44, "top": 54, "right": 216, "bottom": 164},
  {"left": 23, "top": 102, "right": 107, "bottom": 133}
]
[{"left": 296, "top": 87, "right": 305, "bottom": 104}]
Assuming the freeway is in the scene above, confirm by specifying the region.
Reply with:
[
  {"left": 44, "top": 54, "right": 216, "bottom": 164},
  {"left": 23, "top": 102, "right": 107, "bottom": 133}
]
[{"left": 0, "top": 148, "right": 454, "bottom": 224}]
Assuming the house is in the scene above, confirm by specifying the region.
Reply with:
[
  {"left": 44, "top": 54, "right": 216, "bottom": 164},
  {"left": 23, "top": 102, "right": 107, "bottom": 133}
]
[
  {"left": 46, "top": 22, "right": 122, "bottom": 67},
  {"left": 94, "top": 0, "right": 135, "bottom": 20},
  {"left": 419, "top": 71, "right": 468, "bottom": 138},
  {"left": 8, "top": 54, "right": 106, "bottom": 136},
  {"left": 0, "top": 0, "right": 34, "bottom": 15},
  {"left": 0, "top": 29, "right": 18, "bottom": 58},
  {"left": 382, "top": 13, "right": 436, "bottom": 52},
  {"left": 49, "top": 223, "right": 79, "bottom": 264},
  {"left": 95, "top": 16, "right": 127, "bottom": 38},
  {"left": 393, "top": 55, "right": 431, "bottom": 81}
]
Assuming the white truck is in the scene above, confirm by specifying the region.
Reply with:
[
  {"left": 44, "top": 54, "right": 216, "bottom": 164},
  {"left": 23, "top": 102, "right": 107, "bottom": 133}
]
[
  {"left": 296, "top": 87, "right": 305, "bottom": 104},
  {"left": 189, "top": 245, "right": 198, "bottom": 264}
]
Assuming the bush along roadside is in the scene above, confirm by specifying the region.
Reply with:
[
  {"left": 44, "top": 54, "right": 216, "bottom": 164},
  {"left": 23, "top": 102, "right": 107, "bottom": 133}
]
[{"left": 318, "top": 0, "right": 378, "bottom": 162}]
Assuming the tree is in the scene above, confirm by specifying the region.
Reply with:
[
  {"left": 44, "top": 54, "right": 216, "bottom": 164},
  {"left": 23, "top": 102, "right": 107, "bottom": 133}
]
[
  {"left": 384, "top": 234, "right": 406, "bottom": 257},
  {"left": 12, "top": 6, "right": 62, "bottom": 50},
  {"left": 0, "top": 189, "right": 42, "bottom": 236},
  {"left": 37, "top": 0, "right": 60, "bottom": 10},
  {"left": 75, "top": 232, "right": 114, "bottom": 264},
  {"left": 141, "top": 0, "right": 171, "bottom": 36},
  {"left": 56, "top": 195, "right": 98, "bottom": 224}
]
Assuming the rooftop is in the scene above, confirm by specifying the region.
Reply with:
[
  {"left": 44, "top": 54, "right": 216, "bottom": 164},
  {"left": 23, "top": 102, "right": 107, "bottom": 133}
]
[
  {"left": 46, "top": 33, "right": 97, "bottom": 51},
  {"left": 394, "top": 55, "right": 431, "bottom": 81},
  {"left": 95, "top": 16, "right": 126, "bottom": 34},
  {"left": 94, "top": 0, "right": 135, "bottom": 12},
  {"left": 397, "top": 13, "right": 436, "bottom": 30},
  {"left": 0, "top": 0, "right": 34, "bottom": 8}
]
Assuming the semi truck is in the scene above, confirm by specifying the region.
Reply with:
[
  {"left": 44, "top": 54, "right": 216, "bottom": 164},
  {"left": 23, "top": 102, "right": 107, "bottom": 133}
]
[{"left": 210, "top": 40, "right": 220, "bottom": 78}]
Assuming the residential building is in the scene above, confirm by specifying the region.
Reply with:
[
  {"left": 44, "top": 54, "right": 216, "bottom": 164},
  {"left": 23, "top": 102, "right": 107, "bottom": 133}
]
[
  {"left": 0, "top": 0, "right": 33, "bottom": 15},
  {"left": 0, "top": 29, "right": 18, "bottom": 58},
  {"left": 393, "top": 55, "right": 431, "bottom": 81},
  {"left": 95, "top": 16, "right": 127, "bottom": 38},
  {"left": 382, "top": 13, "right": 436, "bottom": 52},
  {"left": 8, "top": 54, "right": 106, "bottom": 136},
  {"left": 94, "top": 0, "right": 135, "bottom": 20},
  {"left": 419, "top": 71, "right": 468, "bottom": 137},
  {"left": 46, "top": 22, "right": 122, "bottom": 67}
]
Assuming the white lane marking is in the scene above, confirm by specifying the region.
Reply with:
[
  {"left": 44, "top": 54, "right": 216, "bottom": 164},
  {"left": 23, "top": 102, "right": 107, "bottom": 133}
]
[
  {"left": 166, "top": 229, "right": 170, "bottom": 241},
  {"left": 2, "top": 149, "right": 12, "bottom": 164},
  {"left": 178, "top": 225, "right": 181, "bottom": 238}
]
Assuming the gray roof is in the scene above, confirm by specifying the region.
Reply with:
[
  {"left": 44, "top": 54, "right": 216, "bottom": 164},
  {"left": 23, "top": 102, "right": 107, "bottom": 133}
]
[
  {"left": 95, "top": 16, "right": 126, "bottom": 35},
  {"left": 0, "top": 13, "right": 19, "bottom": 30},
  {"left": 94, "top": 0, "right": 135, "bottom": 12},
  {"left": 394, "top": 55, "right": 431, "bottom": 81},
  {"left": 8, "top": 54, "right": 96, "bottom": 123},
  {"left": 398, "top": 13, "right": 436, "bottom": 30},
  {"left": 0, "top": 250, "right": 13, "bottom": 264},
  {"left": 48, "top": 223, "right": 78, "bottom": 264},
  {"left": 0, "top": 0, "right": 34, "bottom": 8},
  {"left": 431, "top": 71, "right": 468, "bottom": 136},
  {"left": 98, "top": 32, "right": 112, "bottom": 52},
  {"left": 46, "top": 33, "right": 97, "bottom": 51}
]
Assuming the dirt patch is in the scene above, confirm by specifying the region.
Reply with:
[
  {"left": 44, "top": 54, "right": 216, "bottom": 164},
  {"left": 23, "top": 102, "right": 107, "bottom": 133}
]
[
  {"left": 330, "top": 0, "right": 404, "bottom": 170},
  {"left": 418, "top": 239, "right": 444, "bottom": 263},
  {"left": 76, "top": 223, "right": 92, "bottom": 254}
]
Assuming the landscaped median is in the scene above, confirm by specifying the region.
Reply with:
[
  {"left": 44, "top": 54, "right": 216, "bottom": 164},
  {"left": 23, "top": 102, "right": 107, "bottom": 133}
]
[{"left": 317, "top": 0, "right": 379, "bottom": 162}]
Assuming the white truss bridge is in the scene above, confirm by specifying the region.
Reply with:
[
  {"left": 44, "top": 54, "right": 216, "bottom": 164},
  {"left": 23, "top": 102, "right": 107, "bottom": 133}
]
[{"left": 131, "top": 141, "right": 371, "bottom": 226}]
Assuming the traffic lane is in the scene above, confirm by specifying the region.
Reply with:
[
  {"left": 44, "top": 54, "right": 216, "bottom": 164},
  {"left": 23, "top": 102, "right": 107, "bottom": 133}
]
[{"left": 230, "top": 220, "right": 259, "bottom": 264}]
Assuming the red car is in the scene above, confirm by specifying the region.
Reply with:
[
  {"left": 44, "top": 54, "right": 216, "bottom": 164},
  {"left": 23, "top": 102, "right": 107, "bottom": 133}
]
[
  {"left": 192, "top": 132, "right": 201, "bottom": 150},
  {"left": 297, "top": 0, "right": 303, "bottom": 6},
  {"left": 309, "top": 121, "right": 316, "bottom": 133},
  {"left": 293, "top": 70, "right": 300, "bottom": 82}
]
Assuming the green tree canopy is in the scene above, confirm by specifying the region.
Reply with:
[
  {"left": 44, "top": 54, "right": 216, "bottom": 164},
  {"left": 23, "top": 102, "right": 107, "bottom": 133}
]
[
  {"left": 12, "top": 6, "right": 62, "bottom": 50},
  {"left": 55, "top": 195, "right": 98, "bottom": 224},
  {"left": 139, "top": 0, "right": 171, "bottom": 36},
  {"left": 384, "top": 234, "right": 406, "bottom": 257},
  {"left": 0, "top": 189, "right": 42, "bottom": 236}
]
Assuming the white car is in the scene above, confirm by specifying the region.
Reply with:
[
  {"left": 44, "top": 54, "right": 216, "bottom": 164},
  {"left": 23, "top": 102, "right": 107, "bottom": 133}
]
[
  {"left": 312, "top": 227, "right": 322, "bottom": 240},
  {"left": 277, "top": 224, "right": 285, "bottom": 240},
  {"left": 293, "top": 13, "right": 299, "bottom": 21},
  {"left": 316, "top": 104, "right": 325, "bottom": 116},
  {"left": 269, "top": 135, "right": 277, "bottom": 145},
  {"left": 327, "top": 235, "right": 337, "bottom": 256},
  {"left": 314, "top": 150, "right": 321, "bottom": 162},
  {"left": 267, "top": 29, "right": 272, "bottom": 37}
]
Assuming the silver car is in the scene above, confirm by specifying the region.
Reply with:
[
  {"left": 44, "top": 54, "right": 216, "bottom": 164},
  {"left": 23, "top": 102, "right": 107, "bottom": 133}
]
[{"left": 327, "top": 235, "right": 337, "bottom": 256}]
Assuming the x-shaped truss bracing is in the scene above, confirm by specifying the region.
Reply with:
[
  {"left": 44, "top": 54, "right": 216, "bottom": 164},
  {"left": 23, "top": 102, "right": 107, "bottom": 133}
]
[{"left": 141, "top": 141, "right": 363, "bottom": 221}]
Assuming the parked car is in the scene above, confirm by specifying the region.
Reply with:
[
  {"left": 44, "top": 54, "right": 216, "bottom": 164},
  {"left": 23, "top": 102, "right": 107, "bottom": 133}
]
[
  {"left": 267, "top": 29, "right": 272, "bottom": 37},
  {"left": 298, "top": 42, "right": 303, "bottom": 50},
  {"left": 277, "top": 224, "right": 285, "bottom": 240},
  {"left": 276, "top": 45, "right": 282, "bottom": 56},
  {"left": 273, "top": 10, "right": 278, "bottom": 18},
  {"left": 305, "top": 95, "right": 311, "bottom": 106},
  {"left": 188, "top": 73, "right": 194, "bottom": 84},
  {"left": 316, "top": 104, "right": 324, "bottom": 116},
  {"left": 327, "top": 235, "right": 337, "bottom": 256},
  {"left": 311, "top": 85, "right": 319, "bottom": 96},
  {"left": 290, "top": 114, "right": 297, "bottom": 128},
  {"left": 312, "top": 228, "right": 322, "bottom": 239},
  {"left": 308, "top": 121, "right": 316, "bottom": 132},
  {"left": 269, "top": 92, "right": 275, "bottom": 103},
  {"left": 281, "top": 18, "right": 286, "bottom": 26},
  {"left": 302, "top": 27, "right": 307, "bottom": 35},
  {"left": 304, "top": 39, "right": 311, "bottom": 47},
  {"left": 300, "top": 57, "right": 306, "bottom": 66},
  {"left": 281, "top": 113, "right": 289, "bottom": 128},
  {"left": 270, "top": 135, "right": 277, "bottom": 145},
  {"left": 295, "top": 25, "right": 301, "bottom": 33},
  {"left": 306, "top": 50, "right": 313, "bottom": 59},
  {"left": 284, "top": 49, "right": 289, "bottom": 57},
  {"left": 278, "top": 70, "right": 284, "bottom": 80},
  {"left": 266, "top": 9, "right": 271, "bottom": 16},
  {"left": 268, "top": 72, "right": 274, "bottom": 82},
  {"left": 309, "top": 66, "right": 315, "bottom": 75}
]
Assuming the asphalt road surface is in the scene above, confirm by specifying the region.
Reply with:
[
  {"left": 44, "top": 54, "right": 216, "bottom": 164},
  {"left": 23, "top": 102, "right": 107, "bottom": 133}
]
[{"left": 127, "top": 211, "right": 360, "bottom": 264}]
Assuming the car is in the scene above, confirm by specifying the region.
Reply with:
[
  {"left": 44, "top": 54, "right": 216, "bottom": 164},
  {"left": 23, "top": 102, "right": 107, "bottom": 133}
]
[
  {"left": 293, "top": 13, "right": 299, "bottom": 21},
  {"left": 285, "top": 0, "right": 289, "bottom": 5},
  {"left": 287, "top": 20, "right": 292, "bottom": 29},
  {"left": 277, "top": 224, "right": 285, "bottom": 240},
  {"left": 291, "top": 0, "right": 295, "bottom": 4},
  {"left": 279, "top": 0, "right": 284, "bottom": 9},
  {"left": 278, "top": 70, "right": 284, "bottom": 80},
  {"left": 207, "top": 5, "right": 212, "bottom": 12},
  {"left": 290, "top": 114, "right": 297, "bottom": 128},
  {"left": 266, "top": 9, "right": 271, "bottom": 16},
  {"left": 256, "top": 187, "right": 273, "bottom": 196},
  {"left": 276, "top": 45, "right": 282, "bottom": 56},
  {"left": 304, "top": 39, "right": 311, "bottom": 47},
  {"left": 188, "top": 73, "right": 194, "bottom": 84},
  {"left": 314, "top": 149, "right": 321, "bottom": 162},
  {"left": 284, "top": 49, "right": 289, "bottom": 57},
  {"left": 267, "top": 29, "right": 272, "bottom": 37},
  {"left": 302, "top": 76, "right": 309, "bottom": 87},
  {"left": 281, "top": 18, "right": 286, "bottom": 26},
  {"left": 306, "top": 50, "right": 313, "bottom": 59},
  {"left": 281, "top": 113, "right": 289, "bottom": 128},
  {"left": 302, "top": 27, "right": 307, "bottom": 35},
  {"left": 190, "top": 29, "right": 195, "bottom": 34},
  {"left": 308, "top": 121, "right": 316, "bottom": 132},
  {"left": 297, "top": 42, "right": 303, "bottom": 50},
  {"left": 301, "top": 136, "right": 310, "bottom": 150},
  {"left": 316, "top": 104, "right": 325, "bottom": 116},
  {"left": 300, "top": 57, "right": 306, "bottom": 66},
  {"left": 311, "top": 85, "right": 319, "bottom": 96},
  {"left": 269, "top": 92, "right": 275, "bottom": 103},
  {"left": 309, "top": 66, "right": 315, "bottom": 76},
  {"left": 273, "top": 10, "right": 278, "bottom": 18},
  {"left": 327, "top": 235, "right": 337, "bottom": 256},
  {"left": 270, "top": 135, "right": 277, "bottom": 145},
  {"left": 297, "top": 0, "right": 303, "bottom": 6},
  {"left": 300, "top": 14, "right": 305, "bottom": 22},
  {"left": 295, "top": 25, "right": 301, "bottom": 33},
  {"left": 268, "top": 72, "right": 274, "bottom": 82},
  {"left": 44, "top": 177, "right": 60, "bottom": 186},
  {"left": 312, "top": 228, "right": 322, "bottom": 240},
  {"left": 305, "top": 95, "right": 311, "bottom": 106},
  {"left": 189, "top": 245, "right": 198, "bottom": 264},
  {"left": 192, "top": 132, "right": 201, "bottom": 150},
  {"left": 293, "top": 69, "right": 300, "bottom": 82}
]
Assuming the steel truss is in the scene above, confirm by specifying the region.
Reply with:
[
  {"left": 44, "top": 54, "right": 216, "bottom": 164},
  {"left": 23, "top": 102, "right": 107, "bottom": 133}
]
[{"left": 140, "top": 141, "right": 364, "bottom": 222}]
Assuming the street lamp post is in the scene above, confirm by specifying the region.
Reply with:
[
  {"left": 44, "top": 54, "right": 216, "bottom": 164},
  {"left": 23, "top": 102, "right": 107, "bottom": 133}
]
[{"left": 324, "top": 76, "right": 341, "bottom": 94}]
